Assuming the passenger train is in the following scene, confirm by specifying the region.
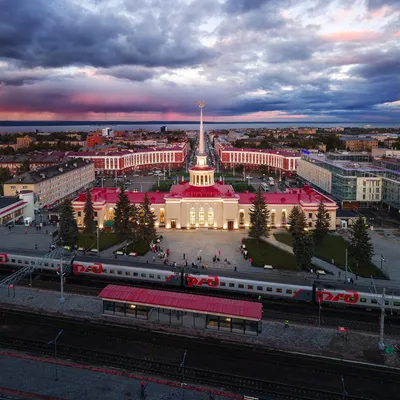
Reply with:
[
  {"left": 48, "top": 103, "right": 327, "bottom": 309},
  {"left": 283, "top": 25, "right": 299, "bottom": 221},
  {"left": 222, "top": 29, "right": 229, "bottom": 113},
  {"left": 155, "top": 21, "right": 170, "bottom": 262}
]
[{"left": 1, "top": 252, "right": 399, "bottom": 312}]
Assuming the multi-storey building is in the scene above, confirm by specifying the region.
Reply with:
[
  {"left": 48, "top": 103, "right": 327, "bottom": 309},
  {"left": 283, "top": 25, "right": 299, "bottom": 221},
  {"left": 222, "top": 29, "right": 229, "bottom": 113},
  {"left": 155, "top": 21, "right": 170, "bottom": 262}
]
[
  {"left": 4, "top": 159, "right": 95, "bottom": 209},
  {"left": 339, "top": 136, "right": 379, "bottom": 151},
  {"left": 214, "top": 139, "right": 300, "bottom": 175},
  {"left": 0, "top": 152, "right": 67, "bottom": 175},
  {"left": 16, "top": 135, "right": 36, "bottom": 150},
  {"left": 67, "top": 143, "right": 189, "bottom": 175},
  {"left": 297, "top": 152, "right": 400, "bottom": 213}
]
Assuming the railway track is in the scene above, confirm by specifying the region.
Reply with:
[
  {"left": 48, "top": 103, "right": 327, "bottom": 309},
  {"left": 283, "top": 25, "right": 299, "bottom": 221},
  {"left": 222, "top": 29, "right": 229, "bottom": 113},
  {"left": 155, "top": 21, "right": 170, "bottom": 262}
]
[{"left": 0, "top": 334, "right": 374, "bottom": 400}]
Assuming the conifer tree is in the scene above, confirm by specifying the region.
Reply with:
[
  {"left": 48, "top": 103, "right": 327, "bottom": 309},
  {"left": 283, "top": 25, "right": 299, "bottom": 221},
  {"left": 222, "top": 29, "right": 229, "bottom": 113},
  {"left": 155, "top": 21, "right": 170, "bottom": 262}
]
[
  {"left": 138, "top": 193, "right": 157, "bottom": 244},
  {"left": 314, "top": 202, "right": 331, "bottom": 242},
  {"left": 113, "top": 185, "right": 131, "bottom": 239},
  {"left": 288, "top": 206, "right": 307, "bottom": 236},
  {"left": 83, "top": 189, "right": 95, "bottom": 234},
  {"left": 129, "top": 203, "right": 140, "bottom": 244},
  {"left": 248, "top": 185, "right": 270, "bottom": 242},
  {"left": 59, "top": 199, "right": 78, "bottom": 246},
  {"left": 293, "top": 234, "right": 315, "bottom": 270},
  {"left": 349, "top": 217, "right": 374, "bottom": 268}
]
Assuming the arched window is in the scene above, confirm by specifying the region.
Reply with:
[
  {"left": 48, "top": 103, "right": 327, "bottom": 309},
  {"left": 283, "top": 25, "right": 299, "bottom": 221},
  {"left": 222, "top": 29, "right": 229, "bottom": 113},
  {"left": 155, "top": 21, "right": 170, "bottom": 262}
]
[
  {"left": 160, "top": 209, "right": 165, "bottom": 224},
  {"left": 281, "top": 211, "right": 287, "bottom": 225},
  {"left": 239, "top": 211, "right": 245, "bottom": 225},
  {"left": 208, "top": 208, "right": 214, "bottom": 226},
  {"left": 190, "top": 208, "right": 196, "bottom": 226},
  {"left": 199, "top": 207, "right": 205, "bottom": 225},
  {"left": 271, "top": 212, "right": 276, "bottom": 226}
]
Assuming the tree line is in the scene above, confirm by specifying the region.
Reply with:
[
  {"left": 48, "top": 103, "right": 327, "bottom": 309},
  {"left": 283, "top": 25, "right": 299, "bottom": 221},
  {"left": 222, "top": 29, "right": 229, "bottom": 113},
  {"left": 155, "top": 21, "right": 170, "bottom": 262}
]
[{"left": 248, "top": 186, "right": 373, "bottom": 270}]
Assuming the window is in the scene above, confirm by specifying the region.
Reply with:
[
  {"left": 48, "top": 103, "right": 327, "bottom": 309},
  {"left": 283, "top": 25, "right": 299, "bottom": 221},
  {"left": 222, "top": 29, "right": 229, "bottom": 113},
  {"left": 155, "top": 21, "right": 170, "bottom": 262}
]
[
  {"left": 157, "top": 275, "right": 161, "bottom": 280},
  {"left": 160, "top": 209, "right": 165, "bottom": 224},
  {"left": 276, "top": 288, "right": 282, "bottom": 293},
  {"left": 308, "top": 222, "right": 312, "bottom": 228},
  {"left": 257, "top": 286, "right": 263, "bottom": 291},
  {"left": 308, "top": 213, "right": 312, "bottom": 218},
  {"left": 77, "top": 211, "right": 81, "bottom": 217},
  {"left": 286, "top": 289, "right": 292, "bottom": 294},
  {"left": 371, "top": 299, "right": 378, "bottom": 304},
  {"left": 190, "top": 208, "right": 195, "bottom": 225},
  {"left": 133, "top": 272, "right": 138, "bottom": 277},
  {"left": 149, "top": 274, "right": 155, "bottom": 279},
  {"left": 362, "top": 195, "right": 366, "bottom": 200},
  {"left": 220, "top": 282, "right": 226, "bottom": 287},
  {"left": 271, "top": 212, "right": 275, "bottom": 225},
  {"left": 94, "top": 212, "right": 98, "bottom": 217},
  {"left": 125, "top": 271, "right": 131, "bottom": 276},
  {"left": 110, "top": 270, "right": 115, "bottom": 274},
  {"left": 208, "top": 208, "right": 214, "bottom": 226},
  {"left": 267, "top": 287, "right": 272, "bottom": 292},
  {"left": 247, "top": 285, "right": 253, "bottom": 290},
  {"left": 199, "top": 207, "right": 205, "bottom": 225},
  {"left": 238, "top": 284, "right": 244, "bottom": 289},
  {"left": 141, "top": 273, "right": 146, "bottom": 278},
  {"left": 229, "top": 282, "right": 235, "bottom": 288}
]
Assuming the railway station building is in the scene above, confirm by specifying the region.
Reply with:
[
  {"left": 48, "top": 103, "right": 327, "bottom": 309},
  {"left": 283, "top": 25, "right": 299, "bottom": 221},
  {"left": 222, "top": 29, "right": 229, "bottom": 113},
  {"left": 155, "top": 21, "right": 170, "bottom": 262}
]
[
  {"left": 99, "top": 285, "right": 263, "bottom": 335},
  {"left": 72, "top": 106, "right": 337, "bottom": 231}
]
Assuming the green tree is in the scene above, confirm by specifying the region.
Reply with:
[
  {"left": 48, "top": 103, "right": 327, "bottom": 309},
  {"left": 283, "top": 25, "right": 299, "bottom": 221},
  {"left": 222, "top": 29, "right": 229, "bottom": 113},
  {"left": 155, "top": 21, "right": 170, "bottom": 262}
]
[
  {"left": 0, "top": 167, "right": 12, "bottom": 195},
  {"left": 113, "top": 185, "right": 131, "bottom": 239},
  {"left": 348, "top": 217, "right": 374, "bottom": 268},
  {"left": 17, "top": 159, "right": 30, "bottom": 175},
  {"left": 293, "top": 234, "right": 315, "bottom": 270},
  {"left": 288, "top": 206, "right": 307, "bottom": 236},
  {"left": 83, "top": 189, "right": 95, "bottom": 234},
  {"left": 248, "top": 185, "right": 270, "bottom": 241},
  {"left": 314, "top": 202, "right": 331, "bottom": 242},
  {"left": 59, "top": 199, "right": 78, "bottom": 246},
  {"left": 137, "top": 193, "right": 157, "bottom": 244},
  {"left": 129, "top": 203, "right": 140, "bottom": 244}
]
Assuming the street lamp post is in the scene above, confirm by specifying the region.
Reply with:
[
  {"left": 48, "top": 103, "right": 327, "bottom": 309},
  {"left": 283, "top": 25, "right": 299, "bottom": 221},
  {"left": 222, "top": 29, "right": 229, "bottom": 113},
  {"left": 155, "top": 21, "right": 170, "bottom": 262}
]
[
  {"left": 97, "top": 227, "right": 100, "bottom": 258},
  {"left": 180, "top": 350, "right": 187, "bottom": 399},
  {"left": 47, "top": 329, "right": 63, "bottom": 381},
  {"left": 345, "top": 248, "right": 348, "bottom": 283},
  {"left": 341, "top": 375, "right": 348, "bottom": 400}
]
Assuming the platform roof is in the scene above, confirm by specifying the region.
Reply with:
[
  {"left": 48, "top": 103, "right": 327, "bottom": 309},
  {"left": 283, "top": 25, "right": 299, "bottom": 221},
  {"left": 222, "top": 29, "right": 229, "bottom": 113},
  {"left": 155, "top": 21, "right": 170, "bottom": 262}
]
[{"left": 99, "top": 285, "right": 262, "bottom": 321}]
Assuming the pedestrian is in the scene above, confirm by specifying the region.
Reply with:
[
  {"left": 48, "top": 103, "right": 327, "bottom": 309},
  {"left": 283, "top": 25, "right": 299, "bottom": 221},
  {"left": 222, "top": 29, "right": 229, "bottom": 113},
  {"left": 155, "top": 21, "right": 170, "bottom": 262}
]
[
  {"left": 285, "top": 320, "right": 289, "bottom": 328},
  {"left": 24, "top": 229, "right": 28, "bottom": 234},
  {"left": 317, "top": 272, "right": 320, "bottom": 279},
  {"left": 338, "top": 271, "right": 341, "bottom": 279},
  {"left": 350, "top": 277, "right": 354, "bottom": 284},
  {"left": 347, "top": 277, "right": 351, "bottom": 284},
  {"left": 355, "top": 273, "right": 358, "bottom": 280},
  {"left": 183, "top": 253, "right": 185, "bottom": 259},
  {"left": 152, "top": 256, "right": 155, "bottom": 262},
  {"left": 310, "top": 268, "right": 314, "bottom": 274},
  {"left": 258, "top": 295, "right": 262, "bottom": 302},
  {"left": 331, "top": 258, "right": 334, "bottom": 265},
  {"left": 35, "top": 244, "right": 37, "bottom": 250},
  {"left": 249, "top": 257, "right": 252, "bottom": 264},
  {"left": 115, "top": 253, "right": 117, "bottom": 259},
  {"left": 218, "top": 249, "right": 221, "bottom": 256},
  {"left": 234, "top": 266, "right": 237, "bottom": 272}
]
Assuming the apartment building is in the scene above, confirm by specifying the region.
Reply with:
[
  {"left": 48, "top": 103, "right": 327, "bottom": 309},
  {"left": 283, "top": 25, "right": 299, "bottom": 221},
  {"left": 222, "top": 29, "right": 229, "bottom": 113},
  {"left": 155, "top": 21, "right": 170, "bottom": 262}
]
[
  {"left": 339, "top": 136, "right": 379, "bottom": 151},
  {"left": 4, "top": 159, "right": 95, "bottom": 209},
  {"left": 16, "top": 135, "right": 36, "bottom": 150},
  {"left": 214, "top": 138, "right": 300, "bottom": 175},
  {"left": 67, "top": 142, "right": 189, "bottom": 175}
]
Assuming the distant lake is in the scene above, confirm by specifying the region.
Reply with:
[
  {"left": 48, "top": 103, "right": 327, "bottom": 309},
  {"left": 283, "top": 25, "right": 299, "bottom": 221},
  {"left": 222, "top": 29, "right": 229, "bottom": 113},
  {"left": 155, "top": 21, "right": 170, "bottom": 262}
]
[{"left": 0, "top": 121, "right": 399, "bottom": 133}]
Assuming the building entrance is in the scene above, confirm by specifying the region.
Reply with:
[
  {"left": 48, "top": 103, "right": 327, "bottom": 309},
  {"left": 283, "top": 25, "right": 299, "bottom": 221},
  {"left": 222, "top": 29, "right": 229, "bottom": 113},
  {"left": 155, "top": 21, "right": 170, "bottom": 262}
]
[
  {"left": 227, "top": 221, "right": 234, "bottom": 230},
  {"left": 170, "top": 220, "right": 176, "bottom": 229}
]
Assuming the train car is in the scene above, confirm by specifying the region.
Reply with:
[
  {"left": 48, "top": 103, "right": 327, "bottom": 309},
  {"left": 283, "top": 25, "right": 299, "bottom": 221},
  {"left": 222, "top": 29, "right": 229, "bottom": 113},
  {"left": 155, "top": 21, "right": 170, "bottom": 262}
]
[{"left": 2, "top": 251, "right": 400, "bottom": 313}]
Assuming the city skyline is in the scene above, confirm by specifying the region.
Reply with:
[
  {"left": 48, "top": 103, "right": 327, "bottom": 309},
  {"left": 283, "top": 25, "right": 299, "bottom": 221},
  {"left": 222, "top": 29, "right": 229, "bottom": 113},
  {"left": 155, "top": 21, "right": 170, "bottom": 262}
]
[{"left": 0, "top": 0, "right": 399, "bottom": 123}]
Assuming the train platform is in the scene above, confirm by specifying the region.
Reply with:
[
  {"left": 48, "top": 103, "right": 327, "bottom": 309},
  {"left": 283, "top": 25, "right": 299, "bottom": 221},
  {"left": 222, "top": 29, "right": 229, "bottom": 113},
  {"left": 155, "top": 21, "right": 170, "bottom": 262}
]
[
  {"left": 0, "top": 286, "right": 399, "bottom": 369},
  {"left": 0, "top": 350, "right": 237, "bottom": 400}
]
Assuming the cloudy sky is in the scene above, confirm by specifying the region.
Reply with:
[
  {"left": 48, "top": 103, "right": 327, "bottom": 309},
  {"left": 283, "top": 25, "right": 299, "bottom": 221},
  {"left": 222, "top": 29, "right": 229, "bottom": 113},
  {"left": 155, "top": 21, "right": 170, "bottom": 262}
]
[{"left": 0, "top": 0, "right": 399, "bottom": 122}]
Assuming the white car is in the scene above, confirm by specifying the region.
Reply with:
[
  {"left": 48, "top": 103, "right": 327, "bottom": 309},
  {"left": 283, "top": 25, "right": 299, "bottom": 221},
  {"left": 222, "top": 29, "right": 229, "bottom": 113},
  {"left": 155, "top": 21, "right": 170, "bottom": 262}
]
[
  {"left": 246, "top": 176, "right": 253, "bottom": 180},
  {"left": 132, "top": 174, "right": 140, "bottom": 178}
]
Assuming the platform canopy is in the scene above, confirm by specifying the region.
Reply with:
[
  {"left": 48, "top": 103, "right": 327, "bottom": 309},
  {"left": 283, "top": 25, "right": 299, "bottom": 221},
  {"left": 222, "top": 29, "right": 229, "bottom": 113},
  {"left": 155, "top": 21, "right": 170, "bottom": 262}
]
[{"left": 99, "top": 285, "right": 262, "bottom": 321}]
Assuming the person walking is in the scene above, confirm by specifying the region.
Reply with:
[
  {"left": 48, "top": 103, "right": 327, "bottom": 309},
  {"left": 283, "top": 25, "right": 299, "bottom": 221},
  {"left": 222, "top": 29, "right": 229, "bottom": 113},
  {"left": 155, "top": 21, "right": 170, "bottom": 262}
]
[
  {"left": 285, "top": 320, "right": 290, "bottom": 328},
  {"left": 183, "top": 253, "right": 185, "bottom": 260}
]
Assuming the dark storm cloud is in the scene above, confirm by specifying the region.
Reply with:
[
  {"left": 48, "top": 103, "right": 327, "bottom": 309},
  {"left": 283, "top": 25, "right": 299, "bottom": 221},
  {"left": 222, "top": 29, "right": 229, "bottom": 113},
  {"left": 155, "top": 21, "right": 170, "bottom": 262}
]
[
  {"left": 96, "top": 66, "right": 157, "bottom": 82},
  {"left": 366, "top": 0, "right": 400, "bottom": 10},
  {"left": 0, "top": 0, "right": 216, "bottom": 69},
  {"left": 224, "top": 0, "right": 275, "bottom": 14}
]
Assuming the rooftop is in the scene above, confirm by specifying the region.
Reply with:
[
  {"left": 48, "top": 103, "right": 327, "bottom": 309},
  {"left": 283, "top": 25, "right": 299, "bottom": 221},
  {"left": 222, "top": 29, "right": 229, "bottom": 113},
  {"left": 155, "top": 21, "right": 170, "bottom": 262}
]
[
  {"left": 99, "top": 285, "right": 262, "bottom": 320},
  {"left": 5, "top": 158, "right": 92, "bottom": 184},
  {"left": 73, "top": 187, "right": 166, "bottom": 205},
  {"left": 217, "top": 145, "right": 300, "bottom": 157},
  {"left": 0, "top": 197, "right": 21, "bottom": 210},
  {"left": 166, "top": 182, "right": 239, "bottom": 199}
]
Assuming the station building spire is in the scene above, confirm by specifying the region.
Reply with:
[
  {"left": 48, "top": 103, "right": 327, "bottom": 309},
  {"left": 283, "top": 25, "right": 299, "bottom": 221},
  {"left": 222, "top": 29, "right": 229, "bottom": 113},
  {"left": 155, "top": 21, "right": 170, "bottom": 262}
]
[{"left": 189, "top": 101, "right": 215, "bottom": 187}]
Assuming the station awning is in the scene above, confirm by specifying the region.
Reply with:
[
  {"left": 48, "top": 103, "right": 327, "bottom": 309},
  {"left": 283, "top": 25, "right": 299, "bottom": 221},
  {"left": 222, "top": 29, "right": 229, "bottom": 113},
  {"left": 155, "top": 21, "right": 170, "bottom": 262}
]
[{"left": 99, "top": 285, "right": 262, "bottom": 321}]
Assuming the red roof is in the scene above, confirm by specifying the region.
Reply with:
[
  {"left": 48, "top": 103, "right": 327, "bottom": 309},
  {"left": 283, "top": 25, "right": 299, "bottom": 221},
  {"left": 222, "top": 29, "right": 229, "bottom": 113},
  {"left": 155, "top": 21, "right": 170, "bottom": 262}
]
[
  {"left": 220, "top": 147, "right": 301, "bottom": 157},
  {"left": 238, "top": 188, "right": 337, "bottom": 206},
  {"left": 166, "top": 182, "right": 238, "bottom": 199},
  {"left": 73, "top": 188, "right": 166, "bottom": 204},
  {"left": 99, "top": 285, "right": 262, "bottom": 320}
]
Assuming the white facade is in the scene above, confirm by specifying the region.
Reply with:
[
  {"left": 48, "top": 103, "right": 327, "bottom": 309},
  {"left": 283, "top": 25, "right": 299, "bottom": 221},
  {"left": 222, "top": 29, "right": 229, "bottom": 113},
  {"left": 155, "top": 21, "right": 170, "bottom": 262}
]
[
  {"left": 297, "top": 159, "right": 332, "bottom": 194},
  {"left": 356, "top": 177, "right": 382, "bottom": 202}
]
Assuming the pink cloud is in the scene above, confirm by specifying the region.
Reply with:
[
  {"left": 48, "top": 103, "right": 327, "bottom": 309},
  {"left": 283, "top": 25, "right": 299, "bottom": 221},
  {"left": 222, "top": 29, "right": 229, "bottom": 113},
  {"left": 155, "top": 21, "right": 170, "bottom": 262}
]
[
  {"left": 394, "top": 31, "right": 400, "bottom": 37},
  {"left": 368, "top": 7, "right": 390, "bottom": 19},
  {"left": 321, "top": 31, "right": 380, "bottom": 42}
]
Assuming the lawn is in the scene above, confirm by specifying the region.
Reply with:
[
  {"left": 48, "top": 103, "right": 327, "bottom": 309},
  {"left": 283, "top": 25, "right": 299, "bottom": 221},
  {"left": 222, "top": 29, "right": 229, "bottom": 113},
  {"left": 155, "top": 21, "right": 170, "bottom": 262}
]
[
  {"left": 273, "top": 232, "right": 385, "bottom": 278},
  {"left": 151, "top": 181, "right": 173, "bottom": 192},
  {"left": 243, "top": 238, "right": 301, "bottom": 271},
  {"left": 231, "top": 183, "right": 256, "bottom": 192},
  {"left": 77, "top": 231, "right": 122, "bottom": 251},
  {"left": 116, "top": 240, "right": 150, "bottom": 256}
]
